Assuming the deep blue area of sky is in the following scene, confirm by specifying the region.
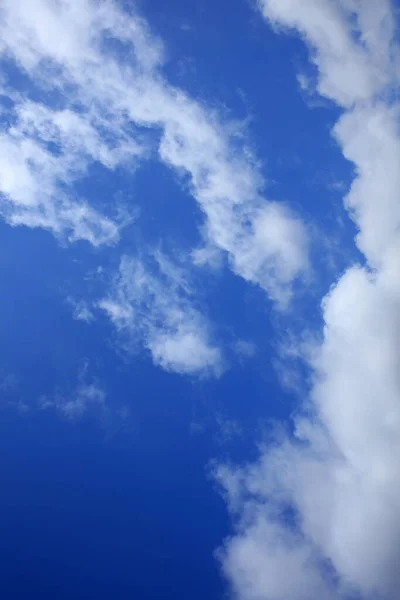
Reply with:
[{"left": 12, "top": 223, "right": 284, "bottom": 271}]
[{"left": 0, "top": 1, "right": 354, "bottom": 599}]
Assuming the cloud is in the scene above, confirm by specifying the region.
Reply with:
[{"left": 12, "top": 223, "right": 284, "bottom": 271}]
[
  {"left": 258, "top": 0, "right": 395, "bottom": 107},
  {"left": 38, "top": 373, "right": 132, "bottom": 441},
  {"left": 0, "top": 0, "right": 153, "bottom": 244},
  {"left": 0, "top": 0, "right": 309, "bottom": 304},
  {"left": 216, "top": 2, "right": 400, "bottom": 599},
  {"left": 233, "top": 340, "right": 256, "bottom": 360},
  {"left": 215, "top": 415, "right": 243, "bottom": 445},
  {"left": 0, "top": 78, "right": 138, "bottom": 245},
  {"left": 67, "top": 297, "right": 95, "bottom": 323},
  {"left": 39, "top": 381, "right": 107, "bottom": 420},
  {"left": 99, "top": 252, "right": 223, "bottom": 377}
]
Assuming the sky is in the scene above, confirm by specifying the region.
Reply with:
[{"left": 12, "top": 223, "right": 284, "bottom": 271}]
[{"left": 0, "top": 1, "right": 399, "bottom": 599}]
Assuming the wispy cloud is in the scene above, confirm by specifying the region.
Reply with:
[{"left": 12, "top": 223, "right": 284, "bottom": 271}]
[
  {"left": 38, "top": 362, "right": 130, "bottom": 436},
  {"left": 67, "top": 297, "right": 95, "bottom": 323},
  {"left": 99, "top": 252, "right": 223, "bottom": 377},
  {"left": 0, "top": 0, "right": 309, "bottom": 305},
  {"left": 39, "top": 380, "right": 107, "bottom": 420},
  {"left": 217, "top": 2, "right": 400, "bottom": 599}
]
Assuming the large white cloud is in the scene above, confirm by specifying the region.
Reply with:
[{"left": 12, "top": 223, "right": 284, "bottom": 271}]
[
  {"left": 217, "top": 1, "right": 400, "bottom": 599},
  {"left": 0, "top": 0, "right": 309, "bottom": 305}
]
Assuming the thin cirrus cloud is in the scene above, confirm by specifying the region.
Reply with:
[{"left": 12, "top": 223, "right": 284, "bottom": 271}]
[
  {"left": 39, "top": 380, "right": 107, "bottom": 420},
  {"left": 99, "top": 252, "right": 223, "bottom": 377},
  {"left": 66, "top": 297, "right": 95, "bottom": 324},
  {"left": 38, "top": 373, "right": 130, "bottom": 434},
  {"left": 0, "top": 0, "right": 310, "bottom": 308},
  {"left": 216, "top": 2, "right": 400, "bottom": 600}
]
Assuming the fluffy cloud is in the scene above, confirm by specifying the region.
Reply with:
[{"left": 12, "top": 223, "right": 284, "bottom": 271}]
[
  {"left": 217, "top": 2, "right": 400, "bottom": 599},
  {"left": 99, "top": 252, "right": 223, "bottom": 377},
  {"left": 0, "top": 0, "right": 309, "bottom": 304},
  {"left": 258, "top": 0, "right": 395, "bottom": 107}
]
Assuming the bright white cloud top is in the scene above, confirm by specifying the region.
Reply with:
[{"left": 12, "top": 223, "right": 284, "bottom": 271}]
[{"left": 0, "top": 1, "right": 399, "bottom": 599}]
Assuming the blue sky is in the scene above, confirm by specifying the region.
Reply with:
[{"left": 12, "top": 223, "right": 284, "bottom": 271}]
[{"left": 0, "top": 1, "right": 399, "bottom": 599}]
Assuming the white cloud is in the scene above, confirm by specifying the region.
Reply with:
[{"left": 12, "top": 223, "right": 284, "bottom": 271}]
[
  {"left": 99, "top": 252, "right": 223, "bottom": 377},
  {"left": 39, "top": 381, "right": 106, "bottom": 420},
  {"left": 38, "top": 372, "right": 131, "bottom": 438},
  {"left": 217, "top": 2, "right": 400, "bottom": 599},
  {"left": 67, "top": 297, "right": 95, "bottom": 323},
  {"left": 258, "top": 0, "right": 395, "bottom": 107},
  {"left": 0, "top": 93, "right": 137, "bottom": 245},
  {"left": 334, "top": 103, "right": 400, "bottom": 267},
  {"left": 0, "top": 0, "right": 152, "bottom": 244},
  {"left": 0, "top": 0, "right": 309, "bottom": 304}
]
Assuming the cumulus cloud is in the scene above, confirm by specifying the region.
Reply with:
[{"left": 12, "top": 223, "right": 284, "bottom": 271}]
[
  {"left": 258, "top": 0, "right": 396, "bottom": 107},
  {"left": 0, "top": 0, "right": 309, "bottom": 304},
  {"left": 99, "top": 252, "right": 223, "bottom": 377},
  {"left": 217, "top": 2, "right": 400, "bottom": 599}
]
